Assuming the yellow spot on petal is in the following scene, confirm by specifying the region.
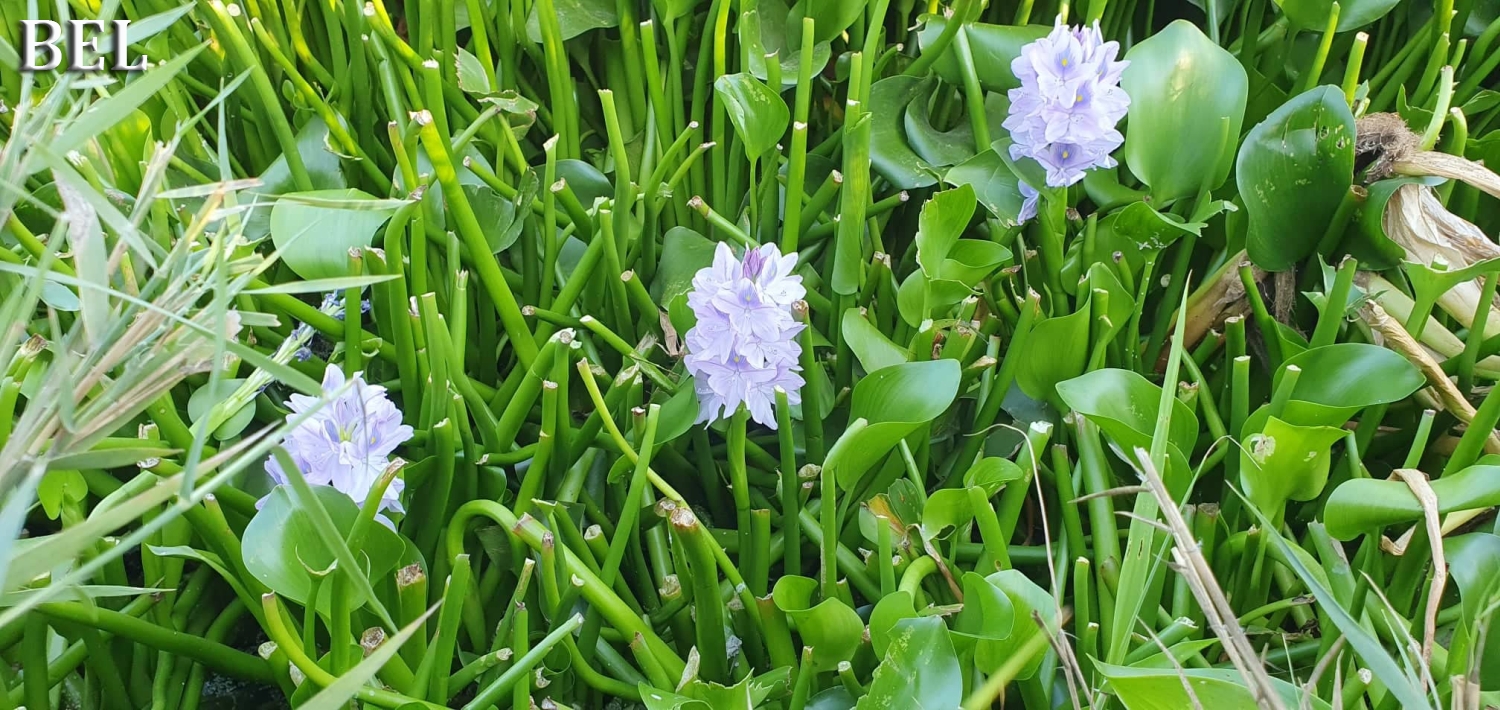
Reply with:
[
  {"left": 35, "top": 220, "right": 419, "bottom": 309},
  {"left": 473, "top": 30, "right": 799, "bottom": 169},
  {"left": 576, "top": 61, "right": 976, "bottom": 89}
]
[{"left": 1061, "top": 150, "right": 1070, "bottom": 159}]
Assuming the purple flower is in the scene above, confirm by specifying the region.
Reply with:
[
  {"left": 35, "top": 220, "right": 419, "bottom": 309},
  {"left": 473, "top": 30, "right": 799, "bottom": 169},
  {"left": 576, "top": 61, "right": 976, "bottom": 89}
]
[
  {"left": 1004, "top": 18, "right": 1130, "bottom": 187},
  {"left": 684, "top": 243, "right": 805, "bottom": 428},
  {"left": 264, "top": 365, "right": 413, "bottom": 526},
  {"left": 1018, "top": 180, "right": 1040, "bottom": 223}
]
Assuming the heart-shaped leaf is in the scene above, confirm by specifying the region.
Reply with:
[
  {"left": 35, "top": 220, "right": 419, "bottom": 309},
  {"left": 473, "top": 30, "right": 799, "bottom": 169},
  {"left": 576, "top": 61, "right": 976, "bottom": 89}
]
[
  {"left": 1122, "top": 20, "right": 1247, "bottom": 203},
  {"left": 270, "top": 189, "right": 399, "bottom": 280},
  {"left": 825, "top": 360, "right": 961, "bottom": 490},
  {"left": 1237, "top": 86, "right": 1355, "bottom": 271}
]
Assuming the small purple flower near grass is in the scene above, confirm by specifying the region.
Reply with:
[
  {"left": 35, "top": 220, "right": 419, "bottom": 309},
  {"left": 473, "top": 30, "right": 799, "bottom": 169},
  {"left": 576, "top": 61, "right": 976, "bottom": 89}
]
[
  {"left": 685, "top": 243, "right": 806, "bottom": 428},
  {"left": 264, "top": 364, "right": 413, "bottom": 526},
  {"left": 1004, "top": 19, "right": 1130, "bottom": 188}
]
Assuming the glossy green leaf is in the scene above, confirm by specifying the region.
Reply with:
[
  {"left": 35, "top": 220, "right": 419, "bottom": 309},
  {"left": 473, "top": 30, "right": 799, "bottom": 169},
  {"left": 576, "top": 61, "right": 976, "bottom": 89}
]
[
  {"left": 462, "top": 184, "right": 523, "bottom": 254},
  {"left": 856, "top": 617, "right": 963, "bottom": 710},
  {"left": 525, "top": 0, "right": 617, "bottom": 41},
  {"left": 868, "top": 76, "right": 942, "bottom": 189},
  {"left": 1442, "top": 534, "right": 1500, "bottom": 687},
  {"left": 916, "top": 185, "right": 977, "bottom": 277},
  {"left": 1237, "top": 86, "right": 1356, "bottom": 271},
  {"left": 242, "top": 485, "right": 405, "bottom": 611},
  {"left": 714, "top": 73, "right": 790, "bottom": 160},
  {"left": 249, "top": 117, "right": 348, "bottom": 238},
  {"left": 1238, "top": 416, "right": 1346, "bottom": 516},
  {"left": 1325, "top": 464, "right": 1500, "bottom": 539},
  {"left": 187, "top": 378, "right": 255, "bottom": 441},
  {"left": 650, "top": 227, "right": 718, "bottom": 304},
  {"left": 982, "top": 570, "right": 1054, "bottom": 678},
  {"left": 1273, "top": 343, "right": 1424, "bottom": 427},
  {"left": 825, "top": 360, "right": 961, "bottom": 490},
  {"left": 944, "top": 149, "right": 1026, "bottom": 225},
  {"left": 1109, "top": 201, "right": 1205, "bottom": 252},
  {"left": 38, "top": 470, "right": 86, "bottom": 520},
  {"left": 920, "top": 488, "right": 978, "bottom": 541},
  {"left": 962, "top": 457, "right": 1024, "bottom": 497},
  {"left": 1278, "top": 0, "right": 1402, "bottom": 32},
  {"left": 790, "top": 0, "right": 865, "bottom": 43},
  {"left": 842, "top": 308, "right": 911, "bottom": 373},
  {"left": 1099, "top": 663, "right": 1332, "bottom": 709},
  {"left": 270, "top": 189, "right": 397, "bottom": 280},
  {"left": 1057, "top": 369, "right": 1199, "bottom": 458},
  {"left": 771, "top": 575, "right": 864, "bottom": 670},
  {"left": 1348, "top": 177, "right": 1442, "bottom": 269},
  {"left": 1122, "top": 21, "right": 1247, "bottom": 203},
  {"left": 896, "top": 271, "right": 976, "bottom": 325},
  {"left": 868, "top": 591, "right": 918, "bottom": 658},
  {"left": 938, "top": 240, "right": 1012, "bottom": 286},
  {"left": 950, "top": 572, "right": 1016, "bottom": 666},
  {"left": 1016, "top": 308, "right": 1091, "bottom": 402},
  {"left": 916, "top": 17, "right": 1048, "bottom": 92}
]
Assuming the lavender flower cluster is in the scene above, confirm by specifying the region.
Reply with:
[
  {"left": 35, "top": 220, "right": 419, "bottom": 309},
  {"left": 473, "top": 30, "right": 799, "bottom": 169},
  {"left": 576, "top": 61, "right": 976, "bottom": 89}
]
[
  {"left": 1005, "top": 19, "right": 1130, "bottom": 190},
  {"left": 684, "top": 243, "right": 805, "bottom": 428},
  {"left": 265, "top": 365, "right": 412, "bottom": 526}
]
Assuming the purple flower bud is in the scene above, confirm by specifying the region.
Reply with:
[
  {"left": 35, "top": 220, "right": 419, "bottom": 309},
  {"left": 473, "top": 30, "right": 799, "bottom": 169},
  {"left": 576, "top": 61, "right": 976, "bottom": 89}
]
[
  {"left": 264, "top": 365, "right": 412, "bottom": 527},
  {"left": 1004, "top": 18, "right": 1130, "bottom": 188},
  {"left": 684, "top": 243, "right": 805, "bottom": 428}
]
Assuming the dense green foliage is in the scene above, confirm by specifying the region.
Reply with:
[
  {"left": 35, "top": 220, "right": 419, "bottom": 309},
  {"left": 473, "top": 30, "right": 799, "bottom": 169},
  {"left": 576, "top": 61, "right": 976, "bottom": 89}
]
[{"left": 1, "top": 0, "right": 1499, "bottom": 708}]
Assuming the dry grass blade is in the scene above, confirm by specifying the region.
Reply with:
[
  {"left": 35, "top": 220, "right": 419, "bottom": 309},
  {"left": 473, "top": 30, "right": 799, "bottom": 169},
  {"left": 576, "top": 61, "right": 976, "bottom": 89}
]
[
  {"left": 1129, "top": 446, "right": 1290, "bottom": 710},
  {"left": 1390, "top": 468, "right": 1445, "bottom": 670},
  {"left": 1360, "top": 299, "right": 1500, "bottom": 453}
]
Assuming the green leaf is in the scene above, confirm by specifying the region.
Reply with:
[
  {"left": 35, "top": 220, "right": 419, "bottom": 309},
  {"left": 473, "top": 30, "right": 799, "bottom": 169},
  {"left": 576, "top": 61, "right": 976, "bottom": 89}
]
[
  {"left": 1325, "top": 464, "right": 1500, "bottom": 539},
  {"left": 841, "top": 308, "right": 911, "bottom": 373},
  {"left": 1238, "top": 416, "right": 1346, "bottom": 516},
  {"left": 1443, "top": 534, "right": 1500, "bottom": 687},
  {"left": 938, "top": 240, "right": 1011, "bottom": 286},
  {"left": 38, "top": 470, "right": 86, "bottom": 520},
  {"left": 241, "top": 485, "right": 405, "bottom": 613},
  {"left": 920, "top": 488, "right": 978, "bottom": 541},
  {"left": 714, "top": 73, "right": 790, "bottom": 160},
  {"left": 247, "top": 117, "right": 349, "bottom": 240},
  {"left": 270, "top": 188, "right": 398, "bottom": 280},
  {"left": 1122, "top": 21, "right": 1247, "bottom": 203},
  {"left": 945, "top": 149, "right": 1026, "bottom": 226},
  {"left": 1348, "top": 177, "right": 1442, "bottom": 269},
  {"left": 857, "top": 617, "right": 963, "bottom": 710},
  {"left": 981, "top": 570, "right": 1054, "bottom": 678},
  {"left": 1278, "top": 0, "right": 1402, "bottom": 32},
  {"left": 1098, "top": 663, "right": 1332, "bottom": 709},
  {"left": 1237, "top": 86, "right": 1356, "bottom": 271},
  {"left": 525, "top": 0, "right": 618, "bottom": 41},
  {"left": 868, "top": 591, "right": 918, "bottom": 658},
  {"left": 896, "top": 271, "right": 974, "bottom": 325},
  {"left": 187, "top": 378, "right": 256, "bottom": 441},
  {"left": 916, "top": 17, "right": 1049, "bottom": 92},
  {"left": 962, "top": 457, "right": 1024, "bottom": 497},
  {"left": 868, "top": 76, "right": 942, "bottom": 189},
  {"left": 461, "top": 184, "right": 525, "bottom": 254},
  {"left": 650, "top": 227, "right": 719, "bottom": 304},
  {"left": 1016, "top": 308, "right": 1091, "bottom": 402},
  {"left": 1108, "top": 201, "right": 1205, "bottom": 252},
  {"left": 455, "top": 48, "right": 491, "bottom": 93},
  {"left": 771, "top": 576, "right": 864, "bottom": 670},
  {"left": 790, "top": 0, "right": 865, "bottom": 43},
  {"left": 1273, "top": 343, "right": 1424, "bottom": 427},
  {"left": 825, "top": 360, "right": 961, "bottom": 490},
  {"left": 950, "top": 572, "right": 1016, "bottom": 666},
  {"left": 915, "top": 185, "right": 977, "bottom": 276}
]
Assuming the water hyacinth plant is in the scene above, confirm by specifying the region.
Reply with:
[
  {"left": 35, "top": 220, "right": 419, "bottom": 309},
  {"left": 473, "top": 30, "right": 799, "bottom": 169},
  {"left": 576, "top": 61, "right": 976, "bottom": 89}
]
[{"left": 1, "top": 0, "right": 1500, "bottom": 708}]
